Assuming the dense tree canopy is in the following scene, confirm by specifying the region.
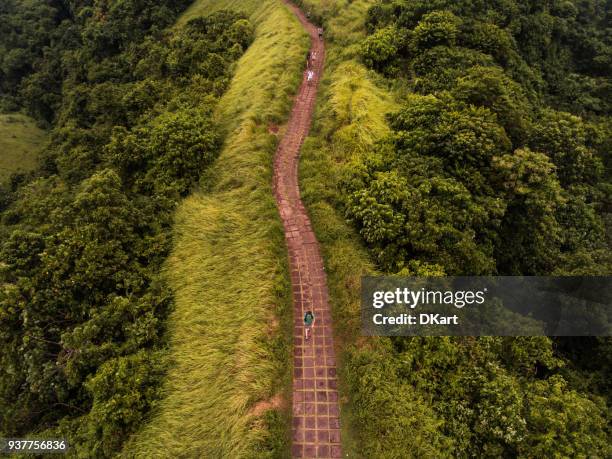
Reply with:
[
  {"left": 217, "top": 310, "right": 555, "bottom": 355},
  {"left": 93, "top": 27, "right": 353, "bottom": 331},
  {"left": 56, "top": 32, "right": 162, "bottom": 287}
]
[
  {"left": 354, "top": 0, "right": 611, "bottom": 276},
  {"left": 344, "top": 0, "right": 612, "bottom": 455},
  {"left": 0, "top": 1, "right": 253, "bottom": 454},
  {"left": 346, "top": 337, "right": 610, "bottom": 457}
]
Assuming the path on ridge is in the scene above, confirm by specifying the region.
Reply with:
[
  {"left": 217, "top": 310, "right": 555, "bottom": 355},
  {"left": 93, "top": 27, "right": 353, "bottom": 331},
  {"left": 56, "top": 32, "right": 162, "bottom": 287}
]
[{"left": 273, "top": 2, "right": 342, "bottom": 458}]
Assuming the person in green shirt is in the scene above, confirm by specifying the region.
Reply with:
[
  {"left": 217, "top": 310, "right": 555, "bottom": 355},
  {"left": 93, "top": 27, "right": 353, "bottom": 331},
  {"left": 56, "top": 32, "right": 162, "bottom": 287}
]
[{"left": 304, "top": 310, "right": 315, "bottom": 340}]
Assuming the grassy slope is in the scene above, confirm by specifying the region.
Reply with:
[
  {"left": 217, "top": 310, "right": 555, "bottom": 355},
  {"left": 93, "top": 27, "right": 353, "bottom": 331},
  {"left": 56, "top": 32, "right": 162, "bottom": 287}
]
[
  {"left": 294, "top": 0, "right": 398, "bottom": 456},
  {"left": 121, "top": 1, "right": 308, "bottom": 457},
  {"left": 0, "top": 113, "right": 46, "bottom": 182}
]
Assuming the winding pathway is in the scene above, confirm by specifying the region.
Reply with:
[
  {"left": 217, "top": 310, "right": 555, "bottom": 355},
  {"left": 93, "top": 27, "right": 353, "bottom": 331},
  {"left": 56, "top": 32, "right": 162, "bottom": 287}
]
[{"left": 273, "top": 2, "right": 342, "bottom": 458}]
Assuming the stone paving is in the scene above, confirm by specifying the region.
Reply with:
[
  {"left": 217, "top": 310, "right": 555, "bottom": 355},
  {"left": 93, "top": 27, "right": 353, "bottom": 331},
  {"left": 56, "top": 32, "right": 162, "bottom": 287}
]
[{"left": 273, "top": 2, "right": 342, "bottom": 458}]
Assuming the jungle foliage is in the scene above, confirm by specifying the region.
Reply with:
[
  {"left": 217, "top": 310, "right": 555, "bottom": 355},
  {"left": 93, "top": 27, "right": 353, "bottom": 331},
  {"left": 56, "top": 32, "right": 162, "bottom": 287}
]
[
  {"left": 352, "top": 0, "right": 611, "bottom": 277},
  {"left": 0, "top": 1, "right": 253, "bottom": 455},
  {"left": 337, "top": 0, "right": 612, "bottom": 456}
]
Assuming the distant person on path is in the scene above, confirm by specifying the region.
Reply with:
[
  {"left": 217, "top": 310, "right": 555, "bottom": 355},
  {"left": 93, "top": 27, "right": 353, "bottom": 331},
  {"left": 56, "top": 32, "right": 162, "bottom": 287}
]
[
  {"left": 306, "top": 50, "right": 311, "bottom": 68},
  {"left": 304, "top": 310, "right": 315, "bottom": 340},
  {"left": 318, "top": 27, "right": 323, "bottom": 40},
  {"left": 307, "top": 69, "right": 314, "bottom": 85}
]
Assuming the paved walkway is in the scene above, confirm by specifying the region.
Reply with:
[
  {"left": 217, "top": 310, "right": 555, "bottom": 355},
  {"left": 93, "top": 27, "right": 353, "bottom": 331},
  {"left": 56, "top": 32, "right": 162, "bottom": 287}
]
[{"left": 273, "top": 2, "right": 342, "bottom": 458}]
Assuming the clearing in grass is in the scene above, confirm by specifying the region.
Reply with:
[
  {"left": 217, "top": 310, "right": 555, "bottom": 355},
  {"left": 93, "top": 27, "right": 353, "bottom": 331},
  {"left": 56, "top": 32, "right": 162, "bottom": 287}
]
[{"left": 0, "top": 113, "right": 46, "bottom": 182}]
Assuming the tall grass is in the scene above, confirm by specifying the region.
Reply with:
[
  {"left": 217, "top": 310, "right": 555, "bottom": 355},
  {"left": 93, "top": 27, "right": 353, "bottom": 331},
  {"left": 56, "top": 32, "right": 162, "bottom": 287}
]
[
  {"left": 296, "top": 0, "right": 395, "bottom": 331},
  {"left": 0, "top": 113, "right": 46, "bottom": 181},
  {"left": 177, "top": 0, "right": 262, "bottom": 24},
  {"left": 121, "top": 1, "right": 309, "bottom": 457},
  {"left": 294, "top": 0, "right": 378, "bottom": 60}
]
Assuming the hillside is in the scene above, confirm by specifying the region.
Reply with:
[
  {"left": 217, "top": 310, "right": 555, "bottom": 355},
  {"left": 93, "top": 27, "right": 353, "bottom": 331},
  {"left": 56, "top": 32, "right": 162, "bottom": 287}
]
[
  {"left": 0, "top": 0, "right": 610, "bottom": 457},
  {"left": 297, "top": 0, "right": 611, "bottom": 457},
  {"left": 0, "top": 0, "right": 273, "bottom": 455},
  {"left": 122, "top": 0, "right": 308, "bottom": 456}
]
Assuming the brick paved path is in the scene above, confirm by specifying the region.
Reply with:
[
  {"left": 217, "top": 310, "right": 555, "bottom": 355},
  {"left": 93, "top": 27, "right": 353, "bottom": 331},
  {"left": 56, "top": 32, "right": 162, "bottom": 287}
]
[{"left": 273, "top": 2, "right": 342, "bottom": 458}]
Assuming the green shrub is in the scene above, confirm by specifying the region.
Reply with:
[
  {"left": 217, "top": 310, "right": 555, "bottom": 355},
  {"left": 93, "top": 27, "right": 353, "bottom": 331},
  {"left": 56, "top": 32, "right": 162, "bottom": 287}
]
[
  {"left": 81, "top": 351, "right": 166, "bottom": 457},
  {"left": 106, "top": 107, "right": 221, "bottom": 196},
  {"left": 413, "top": 11, "right": 462, "bottom": 51},
  {"left": 345, "top": 344, "right": 453, "bottom": 458},
  {"left": 359, "top": 26, "right": 408, "bottom": 75}
]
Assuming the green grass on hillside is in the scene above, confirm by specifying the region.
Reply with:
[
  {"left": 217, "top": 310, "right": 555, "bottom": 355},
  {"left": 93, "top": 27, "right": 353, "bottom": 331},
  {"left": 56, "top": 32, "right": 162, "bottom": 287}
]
[
  {"left": 294, "top": 0, "right": 375, "bottom": 60},
  {"left": 0, "top": 113, "right": 46, "bottom": 182},
  {"left": 121, "top": 1, "right": 308, "bottom": 457},
  {"left": 177, "top": 0, "right": 261, "bottom": 24}
]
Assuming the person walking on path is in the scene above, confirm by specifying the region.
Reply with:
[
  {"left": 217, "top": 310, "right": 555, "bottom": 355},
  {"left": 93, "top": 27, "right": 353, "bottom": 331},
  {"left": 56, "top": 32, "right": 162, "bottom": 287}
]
[
  {"left": 304, "top": 310, "right": 315, "bottom": 340},
  {"left": 318, "top": 27, "right": 323, "bottom": 40},
  {"left": 307, "top": 69, "right": 314, "bottom": 85},
  {"left": 306, "top": 50, "right": 311, "bottom": 68}
]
